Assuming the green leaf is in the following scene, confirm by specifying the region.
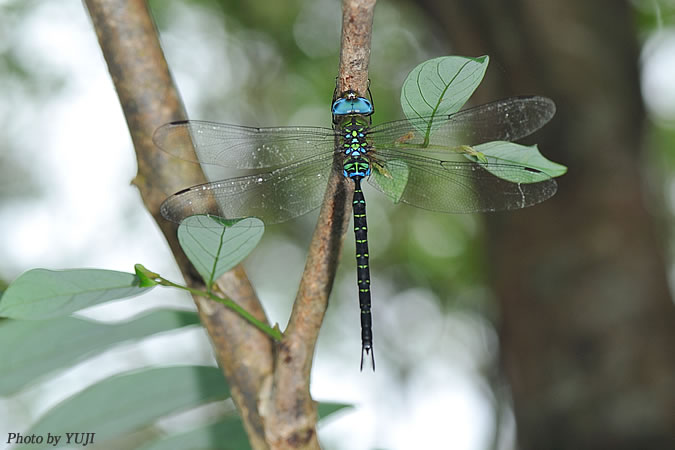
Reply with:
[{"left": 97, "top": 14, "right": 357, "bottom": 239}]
[
  {"left": 138, "top": 401, "right": 353, "bottom": 450},
  {"left": 135, "top": 264, "right": 160, "bottom": 287},
  {"left": 28, "top": 366, "right": 229, "bottom": 443},
  {"left": 472, "top": 141, "right": 568, "bottom": 182},
  {"left": 317, "top": 402, "right": 352, "bottom": 420},
  {"left": 138, "top": 414, "right": 250, "bottom": 450},
  {"left": 0, "top": 269, "right": 153, "bottom": 320},
  {"left": 0, "top": 309, "right": 200, "bottom": 395},
  {"left": 401, "top": 55, "right": 489, "bottom": 138},
  {"left": 371, "top": 160, "right": 409, "bottom": 203},
  {"left": 178, "top": 216, "right": 264, "bottom": 289}
]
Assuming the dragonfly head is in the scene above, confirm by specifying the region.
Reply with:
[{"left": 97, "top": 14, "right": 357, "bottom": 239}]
[{"left": 332, "top": 90, "right": 374, "bottom": 117}]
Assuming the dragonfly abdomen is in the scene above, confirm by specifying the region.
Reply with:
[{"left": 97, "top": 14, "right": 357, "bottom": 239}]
[
  {"left": 337, "top": 108, "right": 376, "bottom": 370},
  {"left": 352, "top": 177, "right": 374, "bottom": 370}
]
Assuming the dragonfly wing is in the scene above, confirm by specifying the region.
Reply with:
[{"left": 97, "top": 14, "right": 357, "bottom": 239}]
[
  {"left": 153, "top": 121, "right": 336, "bottom": 169},
  {"left": 367, "top": 149, "right": 557, "bottom": 213},
  {"left": 161, "top": 154, "right": 335, "bottom": 225},
  {"left": 369, "top": 96, "right": 555, "bottom": 148}
]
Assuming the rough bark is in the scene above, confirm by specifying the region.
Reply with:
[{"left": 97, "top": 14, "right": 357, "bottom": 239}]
[
  {"left": 83, "top": 1, "right": 275, "bottom": 448},
  {"left": 414, "top": 1, "right": 675, "bottom": 448}
]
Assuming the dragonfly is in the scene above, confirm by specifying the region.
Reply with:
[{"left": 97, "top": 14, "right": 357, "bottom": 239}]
[{"left": 154, "top": 91, "right": 557, "bottom": 370}]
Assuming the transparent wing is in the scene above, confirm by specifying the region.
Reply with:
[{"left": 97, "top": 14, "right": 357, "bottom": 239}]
[
  {"left": 153, "top": 121, "right": 336, "bottom": 169},
  {"left": 369, "top": 96, "right": 555, "bottom": 149},
  {"left": 368, "top": 149, "right": 557, "bottom": 213},
  {"left": 161, "top": 153, "right": 335, "bottom": 225}
]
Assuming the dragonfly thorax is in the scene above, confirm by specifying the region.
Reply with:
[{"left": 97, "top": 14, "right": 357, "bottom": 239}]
[
  {"left": 339, "top": 116, "right": 372, "bottom": 179},
  {"left": 339, "top": 116, "right": 370, "bottom": 157}
]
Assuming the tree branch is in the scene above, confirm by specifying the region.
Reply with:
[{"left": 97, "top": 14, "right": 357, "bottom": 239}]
[
  {"left": 263, "top": 0, "right": 376, "bottom": 448},
  {"left": 337, "top": 0, "right": 376, "bottom": 95},
  {"left": 86, "top": 0, "right": 376, "bottom": 447},
  {"left": 83, "top": 1, "right": 273, "bottom": 448}
]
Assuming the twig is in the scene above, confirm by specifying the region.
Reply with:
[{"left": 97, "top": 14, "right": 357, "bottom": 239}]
[
  {"left": 263, "top": 0, "right": 376, "bottom": 448},
  {"left": 337, "top": 0, "right": 377, "bottom": 94}
]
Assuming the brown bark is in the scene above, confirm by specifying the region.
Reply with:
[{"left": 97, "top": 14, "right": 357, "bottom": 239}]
[
  {"left": 413, "top": 1, "right": 675, "bottom": 448},
  {"left": 83, "top": 1, "right": 275, "bottom": 448}
]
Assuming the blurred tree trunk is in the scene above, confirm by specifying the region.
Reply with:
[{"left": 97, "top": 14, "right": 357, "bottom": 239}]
[{"left": 414, "top": 1, "right": 675, "bottom": 448}]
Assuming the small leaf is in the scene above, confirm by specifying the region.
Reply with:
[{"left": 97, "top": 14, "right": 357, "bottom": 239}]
[
  {"left": 135, "top": 264, "right": 159, "bottom": 287},
  {"left": 178, "top": 216, "right": 264, "bottom": 289},
  {"left": 370, "top": 160, "right": 409, "bottom": 203},
  {"left": 0, "top": 310, "right": 200, "bottom": 395},
  {"left": 317, "top": 402, "right": 352, "bottom": 420},
  {"left": 401, "top": 55, "right": 489, "bottom": 137},
  {"left": 473, "top": 141, "right": 568, "bottom": 182},
  {"left": 28, "top": 366, "right": 229, "bottom": 442},
  {"left": 0, "top": 269, "right": 153, "bottom": 320}
]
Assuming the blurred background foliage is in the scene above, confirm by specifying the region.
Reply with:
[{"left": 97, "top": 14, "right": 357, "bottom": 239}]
[{"left": 1, "top": 0, "right": 674, "bottom": 449}]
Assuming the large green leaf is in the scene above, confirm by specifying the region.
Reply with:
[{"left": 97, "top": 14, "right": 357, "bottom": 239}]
[
  {"left": 137, "top": 401, "right": 352, "bottom": 450},
  {"left": 0, "top": 309, "right": 200, "bottom": 395},
  {"left": 0, "top": 269, "right": 153, "bottom": 320},
  {"left": 401, "top": 55, "right": 488, "bottom": 137},
  {"left": 138, "top": 414, "right": 250, "bottom": 450},
  {"left": 27, "top": 366, "right": 229, "bottom": 446},
  {"left": 473, "top": 141, "right": 568, "bottom": 182},
  {"left": 178, "top": 216, "right": 264, "bottom": 289}
]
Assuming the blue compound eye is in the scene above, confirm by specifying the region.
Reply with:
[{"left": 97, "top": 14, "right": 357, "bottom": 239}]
[
  {"left": 332, "top": 96, "right": 374, "bottom": 116},
  {"left": 349, "top": 97, "right": 373, "bottom": 115},
  {"left": 332, "top": 98, "right": 354, "bottom": 115}
]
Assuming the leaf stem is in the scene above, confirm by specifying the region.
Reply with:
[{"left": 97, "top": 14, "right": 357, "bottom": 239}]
[{"left": 156, "top": 275, "right": 282, "bottom": 341}]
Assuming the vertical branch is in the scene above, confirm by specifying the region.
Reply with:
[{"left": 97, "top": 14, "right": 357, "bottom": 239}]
[
  {"left": 264, "top": 0, "right": 376, "bottom": 449},
  {"left": 83, "top": 1, "right": 273, "bottom": 448},
  {"left": 337, "top": 0, "right": 376, "bottom": 95}
]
